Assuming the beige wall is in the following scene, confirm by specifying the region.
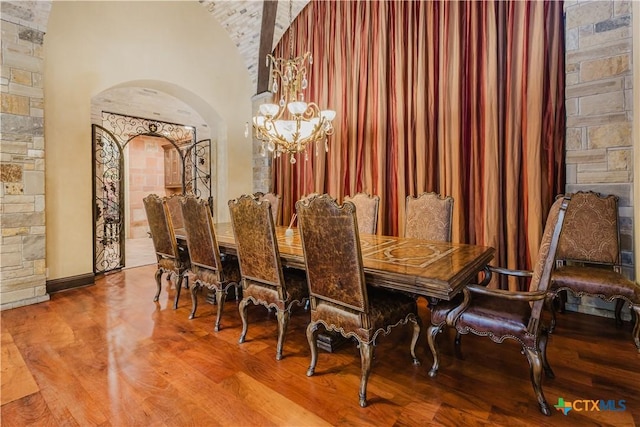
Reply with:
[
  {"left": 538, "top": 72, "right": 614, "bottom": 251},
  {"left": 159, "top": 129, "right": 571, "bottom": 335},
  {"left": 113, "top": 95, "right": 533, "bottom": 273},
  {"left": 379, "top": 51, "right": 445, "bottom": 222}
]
[{"left": 44, "top": 1, "right": 253, "bottom": 280}]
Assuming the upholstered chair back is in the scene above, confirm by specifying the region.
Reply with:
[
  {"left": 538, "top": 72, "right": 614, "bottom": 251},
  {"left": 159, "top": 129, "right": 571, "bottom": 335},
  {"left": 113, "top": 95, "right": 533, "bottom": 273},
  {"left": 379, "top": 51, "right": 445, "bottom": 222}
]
[
  {"left": 344, "top": 193, "right": 380, "bottom": 234},
  {"left": 229, "top": 195, "right": 286, "bottom": 296},
  {"left": 528, "top": 196, "right": 570, "bottom": 326},
  {"left": 180, "top": 195, "right": 223, "bottom": 277},
  {"left": 297, "top": 194, "right": 368, "bottom": 313},
  {"left": 143, "top": 194, "right": 179, "bottom": 260},
  {"left": 405, "top": 192, "right": 454, "bottom": 241},
  {"left": 556, "top": 191, "right": 619, "bottom": 265},
  {"left": 165, "top": 194, "right": 185, "bottom": 231},
  {"left": 254, "top": 192, "right": 282, "bottom": 225},
  {"left": 300, "top": 193, "right": 320, "bottom": 202}
]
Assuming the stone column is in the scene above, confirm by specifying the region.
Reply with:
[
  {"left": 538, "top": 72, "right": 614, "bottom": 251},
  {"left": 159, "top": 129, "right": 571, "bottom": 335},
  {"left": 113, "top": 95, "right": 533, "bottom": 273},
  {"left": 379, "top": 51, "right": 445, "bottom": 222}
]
[
  {"left": 251, "top": 91, "right": 275, "bottom": 193},
  {"left": 0, "top": 1, "right": 52, "bottom": 309},
  {"left": 564, "top": 0, "right": 635, "bottom": 318}
]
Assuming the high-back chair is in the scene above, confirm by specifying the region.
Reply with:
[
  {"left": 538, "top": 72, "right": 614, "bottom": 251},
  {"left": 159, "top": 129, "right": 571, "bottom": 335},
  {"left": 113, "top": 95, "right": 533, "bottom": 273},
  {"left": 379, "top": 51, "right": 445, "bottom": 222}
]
[
  {"left": 405, "top": 192, "right": 454, "bottom": 241},
  {"left": 297, "top": 194, "right": 421, "bottom": 407},
  {"left": 549, "top": 191, "right": 639, "bottom": 352},
  {"left": 228, "top": 195, "right": 309, "bottom": 360},
  {"left": 180, "top": 195, "right": 241, "bottom": 331},
  {"left": 142, "top": 194, "right": 190, "bottom": 309},
  {"left": 300, "top": 193, "right": 320, "bottom": 202},
  {"left": 165, "top": 194, "right": 185, "bottom": 233},
  {"left": 254, "top": 192, "right": 282, "bottom": 225},
  {"left": 427, "top": 195, "right": 571, "bottom": 416},
  {"left": 344, "top": 193, "right": 380, "bottom": 234}
]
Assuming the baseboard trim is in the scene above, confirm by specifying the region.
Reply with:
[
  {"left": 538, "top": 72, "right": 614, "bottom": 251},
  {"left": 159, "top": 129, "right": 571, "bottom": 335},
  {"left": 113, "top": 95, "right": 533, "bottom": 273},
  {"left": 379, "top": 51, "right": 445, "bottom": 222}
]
[{"left": 46, "top": 273, "right": 95, "bottom": 294}]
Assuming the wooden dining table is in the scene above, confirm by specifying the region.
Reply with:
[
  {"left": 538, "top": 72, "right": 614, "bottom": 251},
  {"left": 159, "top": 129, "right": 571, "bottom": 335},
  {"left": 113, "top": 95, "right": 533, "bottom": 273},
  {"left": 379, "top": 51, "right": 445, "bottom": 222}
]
[{"left": 205, "top": 223, "right": 495, "bottom": 303}]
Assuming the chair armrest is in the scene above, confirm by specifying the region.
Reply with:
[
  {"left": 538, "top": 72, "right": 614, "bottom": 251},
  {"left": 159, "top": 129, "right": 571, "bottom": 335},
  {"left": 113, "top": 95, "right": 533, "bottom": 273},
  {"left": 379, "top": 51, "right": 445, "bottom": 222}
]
[
  {"left": 446, "top": 284, "right": 547, "bottom": 326},
  {"left": 477, "top": 265, "right": 532, "bottom": 286},
  {"left": 466, "top": 285, "right": 547, "bottom": 301},
  {"left": 487, "top": 265, "right": 533, "bottom": 278}
]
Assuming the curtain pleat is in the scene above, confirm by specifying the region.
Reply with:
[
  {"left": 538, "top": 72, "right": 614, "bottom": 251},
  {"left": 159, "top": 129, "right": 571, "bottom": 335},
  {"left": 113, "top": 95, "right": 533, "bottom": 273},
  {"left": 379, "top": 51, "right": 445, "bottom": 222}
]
[{"left": 270, "top": 0, "right": 565, "bottom": 290}]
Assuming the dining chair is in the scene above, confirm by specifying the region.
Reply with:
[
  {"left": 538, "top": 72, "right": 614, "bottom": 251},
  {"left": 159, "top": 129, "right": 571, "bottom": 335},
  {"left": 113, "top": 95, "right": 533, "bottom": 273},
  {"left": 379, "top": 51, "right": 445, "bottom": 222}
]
[
  {"left": 297, "top": 194, "right": 421, "bottom": 407},
  {"left": 548, "top": 191, "right": 640, "bottom": 352},
  {"left": 142, "top": 194, "right": 190, "bottom": 309},
  {"left": 165, "top": 193, "right": 185, "bottom": 233},
  {"left": 300, "top": 193, "right": 320, "bottom": 202},
  {"left": 254, "top": 191, "right": 282, "bottom": 225},
  {"left": 405, "top": 192, "right": 454, "bottom": 241},
  {"left": 180, "top": 195, "right": 241, "bottom": 331},
  {"left": 228, "top": 195, "right": 309, "bottom": 360},
  {"left": 344, "top": 193, "right": 380, "bottom": 234},
  {"left": 427, "top": 195, "right": 571, "bottom": 416}
]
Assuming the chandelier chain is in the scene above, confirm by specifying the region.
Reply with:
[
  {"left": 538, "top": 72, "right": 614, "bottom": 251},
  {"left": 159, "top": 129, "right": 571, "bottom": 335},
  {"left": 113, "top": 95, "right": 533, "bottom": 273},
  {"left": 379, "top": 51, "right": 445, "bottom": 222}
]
[{"left": 288, "top": 0, "right": 294, "bottom": 57}]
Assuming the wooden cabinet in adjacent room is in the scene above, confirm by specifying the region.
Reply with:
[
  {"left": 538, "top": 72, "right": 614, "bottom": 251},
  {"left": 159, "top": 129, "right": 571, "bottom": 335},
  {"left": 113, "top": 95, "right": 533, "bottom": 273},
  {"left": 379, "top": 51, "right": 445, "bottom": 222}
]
[{"left": 163, "top": 144, "right": 183, "bottom": 189}]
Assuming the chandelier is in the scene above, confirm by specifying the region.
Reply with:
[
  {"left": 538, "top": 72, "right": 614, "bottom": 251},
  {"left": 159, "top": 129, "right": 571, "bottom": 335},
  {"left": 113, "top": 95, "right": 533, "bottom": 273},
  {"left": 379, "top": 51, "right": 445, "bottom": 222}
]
[{"left": 251, "top": 1, "right": 335, "bottom": 164}]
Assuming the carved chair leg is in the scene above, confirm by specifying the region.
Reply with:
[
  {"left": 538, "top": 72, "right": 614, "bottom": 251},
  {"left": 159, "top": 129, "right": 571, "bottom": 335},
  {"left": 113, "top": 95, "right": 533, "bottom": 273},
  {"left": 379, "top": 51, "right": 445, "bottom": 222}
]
[
  {"left": 188, "top": 283, "right": 200, "bottom": 320},
  {"left": 539, "top": 330, "right": 555, "bottom": 379},
  {"left": 275, "top": 310, "right": 291, "bottom": 361},
  {"left": 306, "top": 322, "right": 320, "bottom": 377},
  {"left": 454, "top": 331, "right": 462, "bottom": 345},
  {"left": 523, "top": 347, "right": 551, "bottom": 416},
  {"left": 153, "top": 268, "right": 163, "bottom": 302},
  {"left": 238, "top": 299, "right": 250, "bottom": 344},
  {"left": 214, "top": 288, "right": 227, "bottom": 332},
  {"left": 358, "top": 341, "right": 374, "bottom": 408},
  {"left": 632, "top": 305, "right": 640, "bottom": 353},
  {"left": 558, "top": 290, "right": 567, "bottom": 314},
  {"left": 614, "top": 298, "right": 625, "bottom": 328},
  {"left": 427, "top": 324, "right": 442, "bottom": 377},
  {"left": 546, "top": 293, "right": 558, "bottom": 334},
  {"left": 173, "top": 273, "right": 184, "bottom": 310},
  {"left": 409, "top": 317, "right": 421, "bottom": 366},
  {"left": 454, "top": 331, "right": 464, "bottom": 360}
]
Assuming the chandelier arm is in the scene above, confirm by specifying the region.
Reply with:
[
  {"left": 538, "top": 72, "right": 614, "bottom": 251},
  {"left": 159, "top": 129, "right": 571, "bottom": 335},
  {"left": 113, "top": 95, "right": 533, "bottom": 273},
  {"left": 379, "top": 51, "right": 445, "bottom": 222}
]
[
  {"left": 289, "top": 119, "right": 328, "bottom": 151},
  {"left": 256, "top": 119, "right": 287, "bottom": 144},
  {"left": 302, "top": 102, "right": 321, "bottom": 119}
]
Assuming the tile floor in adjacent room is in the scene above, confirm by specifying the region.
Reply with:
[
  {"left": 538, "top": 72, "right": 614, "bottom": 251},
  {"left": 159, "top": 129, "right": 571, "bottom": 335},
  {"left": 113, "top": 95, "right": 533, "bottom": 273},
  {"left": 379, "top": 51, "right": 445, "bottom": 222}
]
[{"left": 124, "top": 237, "right": 157, "bottom": 268}]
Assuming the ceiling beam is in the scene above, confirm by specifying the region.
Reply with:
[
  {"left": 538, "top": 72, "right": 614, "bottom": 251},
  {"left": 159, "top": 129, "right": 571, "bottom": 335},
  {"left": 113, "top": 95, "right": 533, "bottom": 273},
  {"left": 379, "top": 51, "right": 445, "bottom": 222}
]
[{"left": 256, "top": 0, "right": 278, "bottom": 94}]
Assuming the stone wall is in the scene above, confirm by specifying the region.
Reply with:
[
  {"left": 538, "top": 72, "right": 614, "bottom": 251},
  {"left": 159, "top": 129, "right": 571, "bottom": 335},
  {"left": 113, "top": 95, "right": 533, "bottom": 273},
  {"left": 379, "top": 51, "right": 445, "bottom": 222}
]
[
  {"left": 0, "top": 1, "right": 52, "bottom": 309},
  {"left": 564, "top": 0, "right": 635, "bottom": 318},
  {"left": 251, "top": 91, "right": 274, "bottom": 195}
]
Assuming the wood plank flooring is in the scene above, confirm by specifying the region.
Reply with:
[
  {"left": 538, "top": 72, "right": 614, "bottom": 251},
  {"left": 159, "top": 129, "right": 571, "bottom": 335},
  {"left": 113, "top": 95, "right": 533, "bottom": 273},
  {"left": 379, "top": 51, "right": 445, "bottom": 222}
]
[{"left": 2, "top": 264, "right": 639, "bottom": 426}]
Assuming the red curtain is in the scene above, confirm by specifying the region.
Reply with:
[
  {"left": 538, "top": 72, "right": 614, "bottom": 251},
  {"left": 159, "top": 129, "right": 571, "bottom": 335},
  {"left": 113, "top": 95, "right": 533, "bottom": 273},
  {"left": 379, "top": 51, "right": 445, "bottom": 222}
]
[{"left": 272, "top": 0, "right": 565, "bottom": 290}]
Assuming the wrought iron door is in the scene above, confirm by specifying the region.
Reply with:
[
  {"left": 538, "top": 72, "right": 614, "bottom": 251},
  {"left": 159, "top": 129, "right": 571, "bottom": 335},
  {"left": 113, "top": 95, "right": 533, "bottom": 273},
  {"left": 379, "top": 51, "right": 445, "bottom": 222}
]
[
  {"left": 92, "top": 115, "right": 212, "bottom": 275},
  {"left": 185, "top": 138, "right": 213, "bottom": 210},
  {"left": 92, "top": 125, "right": 125, "bottom": 274}
]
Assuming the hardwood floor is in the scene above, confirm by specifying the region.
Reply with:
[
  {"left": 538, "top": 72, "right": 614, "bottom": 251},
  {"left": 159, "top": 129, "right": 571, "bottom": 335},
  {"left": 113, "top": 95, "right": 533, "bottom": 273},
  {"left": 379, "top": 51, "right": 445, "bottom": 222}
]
[{"left": 2, "top": 264, "right": 639, "bottom": 426}]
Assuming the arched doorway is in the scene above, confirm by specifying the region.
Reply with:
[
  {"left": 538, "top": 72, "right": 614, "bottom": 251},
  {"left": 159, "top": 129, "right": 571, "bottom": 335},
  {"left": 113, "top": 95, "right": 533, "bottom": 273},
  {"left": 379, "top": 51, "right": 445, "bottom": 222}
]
[{"left": 92, "top": 112, "right": 212, "bottom": 274}]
